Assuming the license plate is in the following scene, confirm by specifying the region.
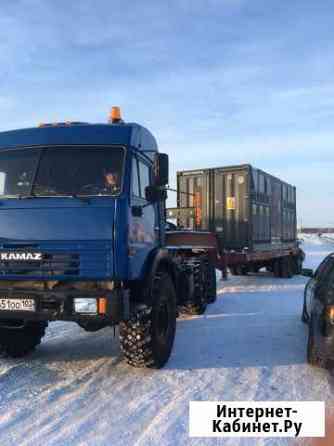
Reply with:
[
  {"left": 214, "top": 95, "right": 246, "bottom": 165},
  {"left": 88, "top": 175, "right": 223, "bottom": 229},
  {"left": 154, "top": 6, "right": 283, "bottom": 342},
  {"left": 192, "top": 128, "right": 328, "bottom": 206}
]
[{"left": 0, "top": 298, "right": 35, "bottom": 312}]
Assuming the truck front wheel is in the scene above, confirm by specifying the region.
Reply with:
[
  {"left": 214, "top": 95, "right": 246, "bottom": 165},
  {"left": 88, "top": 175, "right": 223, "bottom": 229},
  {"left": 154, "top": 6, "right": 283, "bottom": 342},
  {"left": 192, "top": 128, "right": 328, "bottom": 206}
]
[
  {"left": 0, "top": 321, "right": 48, "bottom": 358},
  {"left": 119, "top": 272, "right": 177, "bottom": 369}
]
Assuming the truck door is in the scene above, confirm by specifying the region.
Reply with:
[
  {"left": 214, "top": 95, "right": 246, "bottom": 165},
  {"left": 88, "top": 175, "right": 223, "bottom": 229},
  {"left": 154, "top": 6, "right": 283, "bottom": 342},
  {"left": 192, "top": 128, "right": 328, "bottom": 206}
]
[{"left": 129, "top": 155, "right": 158, "bottom": 279}]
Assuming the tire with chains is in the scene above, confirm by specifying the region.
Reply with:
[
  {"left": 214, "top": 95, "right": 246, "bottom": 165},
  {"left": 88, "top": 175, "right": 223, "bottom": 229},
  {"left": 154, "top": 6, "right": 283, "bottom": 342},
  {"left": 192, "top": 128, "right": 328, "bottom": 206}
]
[{"left": 119, "top": 271, "right": 176, "bottom": 368}]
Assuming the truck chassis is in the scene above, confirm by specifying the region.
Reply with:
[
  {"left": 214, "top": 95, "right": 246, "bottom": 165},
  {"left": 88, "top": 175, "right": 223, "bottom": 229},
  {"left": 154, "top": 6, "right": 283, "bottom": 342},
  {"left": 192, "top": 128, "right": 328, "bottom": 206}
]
[{"left": 0, "top": 231, "right": 218, "bottom": 368}]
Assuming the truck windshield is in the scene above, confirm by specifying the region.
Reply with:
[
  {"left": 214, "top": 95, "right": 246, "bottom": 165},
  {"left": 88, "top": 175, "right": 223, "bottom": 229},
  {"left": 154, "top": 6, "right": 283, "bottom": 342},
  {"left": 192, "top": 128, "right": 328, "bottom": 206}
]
[{"left": 0, "top": 146, "right": 125, "bottom": 198}]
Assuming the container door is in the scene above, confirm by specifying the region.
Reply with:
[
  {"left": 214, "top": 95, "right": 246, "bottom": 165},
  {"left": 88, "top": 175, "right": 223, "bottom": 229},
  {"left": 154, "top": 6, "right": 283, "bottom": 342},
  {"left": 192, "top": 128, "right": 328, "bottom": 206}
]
[
  {"left": 215, "top": 169, "right": 249, "bottom": 250},
  {"left": 177, "top": 171, "right": 210, "bottom": 231},
  {"left": 213, "top": 171, "right": 224, "bottom": 234},
  {"left": 271, "top": 180, "right": 282, "bottom": 243}
]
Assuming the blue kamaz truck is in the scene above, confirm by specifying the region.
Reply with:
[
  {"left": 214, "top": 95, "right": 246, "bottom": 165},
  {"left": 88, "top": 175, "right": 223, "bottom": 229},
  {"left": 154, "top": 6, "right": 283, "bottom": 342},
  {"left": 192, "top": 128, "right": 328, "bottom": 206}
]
[{"left": 0, "top": 108, "right": 217, "bottom": 368}]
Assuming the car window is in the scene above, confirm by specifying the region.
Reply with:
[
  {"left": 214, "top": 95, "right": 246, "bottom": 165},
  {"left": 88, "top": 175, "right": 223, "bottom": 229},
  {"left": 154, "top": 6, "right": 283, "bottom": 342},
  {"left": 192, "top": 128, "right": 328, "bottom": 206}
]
[
  {"left": 315, "top": 256, "right": 334, "bottom": 281},
  {"left": 314, "top": 257, "right": 334, "bottom": 303},
  {"left": 138, "top": 160, "right": 150, "bottom": 199},
  {"left": 325, "top": 266, "right": 334, "bottom": 288},
  {"left": 131, "top": 157, "right": 140, "bottom": 197}
]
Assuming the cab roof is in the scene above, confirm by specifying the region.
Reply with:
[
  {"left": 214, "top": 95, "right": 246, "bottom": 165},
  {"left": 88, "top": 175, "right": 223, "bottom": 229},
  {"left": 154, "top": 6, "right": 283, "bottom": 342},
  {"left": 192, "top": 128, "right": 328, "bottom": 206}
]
[{"left": 0, "top": 123, "right": 158, "bottom": 152}]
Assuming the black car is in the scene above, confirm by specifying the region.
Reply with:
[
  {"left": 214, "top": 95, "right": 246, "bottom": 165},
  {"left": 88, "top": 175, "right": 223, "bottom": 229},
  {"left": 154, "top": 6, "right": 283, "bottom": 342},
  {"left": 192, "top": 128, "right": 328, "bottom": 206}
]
[{"left": 302, "top": 253, "right": 334, "bottom": 368}]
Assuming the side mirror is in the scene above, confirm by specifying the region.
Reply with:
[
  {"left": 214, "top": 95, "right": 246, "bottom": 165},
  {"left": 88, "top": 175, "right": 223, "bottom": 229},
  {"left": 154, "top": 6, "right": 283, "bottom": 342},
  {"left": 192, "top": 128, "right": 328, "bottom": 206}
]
[
  {"left": 302, "top": 268, "right": 314, "bottom": 278},
  {"left": 145, "top": 185, "right": 167, "bottom": 203},
  {"left": 155, "top": 153, "right": 169, "bottom": 186}
]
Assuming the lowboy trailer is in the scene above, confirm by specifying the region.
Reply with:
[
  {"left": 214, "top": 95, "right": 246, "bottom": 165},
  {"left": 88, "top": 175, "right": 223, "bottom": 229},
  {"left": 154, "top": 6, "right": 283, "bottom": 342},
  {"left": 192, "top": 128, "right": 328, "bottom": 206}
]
[{"left": 168, "top": 164, "right": 304, "bottom": 278}]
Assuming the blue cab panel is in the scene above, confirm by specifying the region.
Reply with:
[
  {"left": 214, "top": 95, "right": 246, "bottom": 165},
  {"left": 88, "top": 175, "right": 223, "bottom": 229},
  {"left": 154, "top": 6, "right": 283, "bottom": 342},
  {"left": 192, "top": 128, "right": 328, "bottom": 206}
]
[
  {"left": 0, "top": 123, "right": 158, "bottom": 152},
  {"left": 0, "top": 123, "right": 159, "bottom": 282}
]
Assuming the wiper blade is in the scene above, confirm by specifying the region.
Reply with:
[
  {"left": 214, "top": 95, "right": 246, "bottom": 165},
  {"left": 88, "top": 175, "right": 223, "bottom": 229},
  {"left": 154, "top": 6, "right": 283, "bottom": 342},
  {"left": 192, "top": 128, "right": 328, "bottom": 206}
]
[
  {"left": 65, "top": 194, "right": 90, "bottom": 204},
  {"left": 0, "top": 194, "right": 35, "bottom": 200},
  {"left": 18, "top": 194, "right": 37, "bottom": 199},
  {"left": 0, "top": 194, "right": 89, "bottom": 203},
  {"left": 43, "top": 192, "right": 90, "bottom": 204}
]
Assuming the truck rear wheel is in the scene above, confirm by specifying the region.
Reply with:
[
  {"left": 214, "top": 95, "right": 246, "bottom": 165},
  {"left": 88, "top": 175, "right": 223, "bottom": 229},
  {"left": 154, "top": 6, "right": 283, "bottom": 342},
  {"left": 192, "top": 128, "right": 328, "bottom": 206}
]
[
  {"left": 0, "top": 321, "right": 48, "bottom": 358},
  {"left": 206, "top": 261, "right": 217, "bottom": 304},
  {"left": 119, "top": 272, "right": 177, "bottom": 369},
  {"left": 179, "top": 259, "right": 207, "bottom": 315}
]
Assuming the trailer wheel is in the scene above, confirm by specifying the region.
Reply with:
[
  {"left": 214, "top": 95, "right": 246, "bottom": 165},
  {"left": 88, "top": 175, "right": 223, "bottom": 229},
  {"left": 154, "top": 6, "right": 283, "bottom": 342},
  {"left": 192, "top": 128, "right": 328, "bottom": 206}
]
[
  {"left": 274, "top": 257, "right": 292, "bottom": 279},
  {"left": 230, "top": 266, "right": 239, "bottom": 276},
  {"left": 179, "top": 259, "right": 207, "bottom": 315},
  {"left": 280, "top": 259, "right": 288, "bottom": 278},
  {"left": 282, "top": 257, "right": 293, "bottom": 278},
  {"left": 288, "top": 256, "right": 295, "bottom": 277},
  {"left": 0, "top": 321, "right": 48, "bottom": 358},
  {"left": 251, "top": 265, "right": 260, "bottom": 274},
  {"left": 206, "top": 261, "right": 217, "bottom": 304},
  {"left": 273, "top": 259, "right": 281, "bottom": 278},
  {"left": 294, "top": 255, "right": 303, "bottom": 275},
  {"left": 119, "top": 272, "right": 177, "bottom": 369},
  {"left": 240, "top": 265, "right": 249, "bottom": 276},
  {"left": 266, "top": 264, "right": 273, "bottom": 273},
  {"left": 230, "top": 265, "right": 247, "bottom": 276}
]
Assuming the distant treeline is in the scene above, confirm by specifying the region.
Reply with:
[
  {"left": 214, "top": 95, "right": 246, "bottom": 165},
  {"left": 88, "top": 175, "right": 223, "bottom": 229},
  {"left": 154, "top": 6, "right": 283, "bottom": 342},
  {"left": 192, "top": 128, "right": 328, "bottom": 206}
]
[{"left": 299, "top": 228, "right": 334, "bottom": 234}]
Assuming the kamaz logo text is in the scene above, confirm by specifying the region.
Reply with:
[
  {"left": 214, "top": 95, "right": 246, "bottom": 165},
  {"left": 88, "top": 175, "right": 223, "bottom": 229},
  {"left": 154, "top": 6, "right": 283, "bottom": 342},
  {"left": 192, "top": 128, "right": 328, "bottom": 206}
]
[{"left": 0, "top": 252, "right": 43, "bottom": 261}]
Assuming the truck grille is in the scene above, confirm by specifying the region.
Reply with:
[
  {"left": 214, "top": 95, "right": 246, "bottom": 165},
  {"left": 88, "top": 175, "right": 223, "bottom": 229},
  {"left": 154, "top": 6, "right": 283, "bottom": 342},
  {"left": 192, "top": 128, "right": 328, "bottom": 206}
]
[
  {"left": 0, "top": 253, "right": 80, "bottom": 277},
  {"left": 0, "top": 241, "right": 112, "bottom": 279}
]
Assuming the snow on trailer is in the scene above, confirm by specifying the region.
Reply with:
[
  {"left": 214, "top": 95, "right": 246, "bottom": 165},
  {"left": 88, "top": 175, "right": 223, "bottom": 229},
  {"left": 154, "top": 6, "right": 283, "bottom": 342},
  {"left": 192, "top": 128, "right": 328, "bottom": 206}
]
[{"left": 169, "top": 164, "right": 304, "bottom": 278}]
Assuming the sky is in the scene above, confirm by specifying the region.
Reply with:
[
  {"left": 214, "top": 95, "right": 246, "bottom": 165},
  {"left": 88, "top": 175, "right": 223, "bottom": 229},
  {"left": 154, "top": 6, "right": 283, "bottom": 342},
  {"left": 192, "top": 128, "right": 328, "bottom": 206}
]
[{"left": 0, "top": 0, "right": 333, "bottom": 226}]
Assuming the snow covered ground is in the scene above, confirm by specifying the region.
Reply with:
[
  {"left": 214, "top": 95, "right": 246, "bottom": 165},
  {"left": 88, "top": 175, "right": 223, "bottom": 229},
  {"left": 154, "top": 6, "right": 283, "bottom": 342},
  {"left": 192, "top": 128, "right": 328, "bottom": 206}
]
[{"left": 0, "top": 235, "right": 333, "bottom": 446}]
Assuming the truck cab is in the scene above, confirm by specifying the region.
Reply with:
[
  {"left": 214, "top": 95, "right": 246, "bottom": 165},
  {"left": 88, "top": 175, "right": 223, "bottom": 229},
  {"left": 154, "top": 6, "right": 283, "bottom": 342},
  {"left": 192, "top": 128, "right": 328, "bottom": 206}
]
[{"left": 0, "top": 108, "right": 184, "bottom": 368}]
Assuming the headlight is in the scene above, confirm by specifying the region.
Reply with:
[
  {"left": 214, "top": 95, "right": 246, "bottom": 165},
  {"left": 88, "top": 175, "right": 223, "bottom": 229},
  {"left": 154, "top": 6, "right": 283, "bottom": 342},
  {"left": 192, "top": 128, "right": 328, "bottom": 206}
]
[{"left": 74, "top": 298, "right": 97, "bottom": 314}]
